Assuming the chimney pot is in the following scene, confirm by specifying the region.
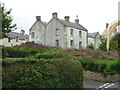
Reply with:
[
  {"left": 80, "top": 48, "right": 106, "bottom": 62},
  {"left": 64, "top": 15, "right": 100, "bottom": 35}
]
[
  {"left": 36, "top": 16, "right": 41, "bottom": 21},
  {"left": 64, "top": 16, "right": 70, "bottom": 22}
]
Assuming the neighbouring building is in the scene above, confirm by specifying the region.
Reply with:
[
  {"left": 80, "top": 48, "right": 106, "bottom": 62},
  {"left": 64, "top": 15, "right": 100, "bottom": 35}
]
[
  {"left": 0, "top": 30, "right": 29, "bottom": 47},
  {"left": 29, "top": 12, "right": 88, "bottom": 49},
  {"left": 88, "top": 32, "right": 100, "bottom": 49}
]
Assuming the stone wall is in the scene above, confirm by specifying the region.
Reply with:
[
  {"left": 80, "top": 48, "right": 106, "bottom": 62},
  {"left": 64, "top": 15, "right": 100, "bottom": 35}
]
[{"left": 83, "top": 70, "right": 120, "bottom": 83}]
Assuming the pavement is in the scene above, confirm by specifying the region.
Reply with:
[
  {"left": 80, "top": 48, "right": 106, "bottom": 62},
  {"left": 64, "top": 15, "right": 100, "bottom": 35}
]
[{"left": 83, "top": 80, "right": 120, "bottom": 90}]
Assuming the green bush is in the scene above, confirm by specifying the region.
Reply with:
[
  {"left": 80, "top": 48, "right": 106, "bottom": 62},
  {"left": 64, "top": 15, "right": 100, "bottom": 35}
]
[
  {"left": 3, "top": 47, "right": 30, "bottom": 58},
  {"left": 79, "top": 58, "right": 120, "bottom": 75},
  {"left": 2, "top": 58, "right": 84, "bottom": 88}
]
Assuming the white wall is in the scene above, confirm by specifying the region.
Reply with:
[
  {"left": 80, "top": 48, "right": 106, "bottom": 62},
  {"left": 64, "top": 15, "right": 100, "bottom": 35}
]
[
  {"left": 29, "top": 21, "right": 46, "bottom": 45},
  {"left": 66, "top": 27, "right": 87, "bottom": 49},
  {"left": 46, "top": 19, "right": 66, "bottom": 48},
  {"left": 0, "top": 38, "right": 28, "bottom": 47}
]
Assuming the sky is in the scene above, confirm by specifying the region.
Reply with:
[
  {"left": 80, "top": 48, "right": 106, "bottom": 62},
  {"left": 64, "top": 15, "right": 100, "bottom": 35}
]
[{"left": 1, "top": 0, "right": 120, "bottom": 34}]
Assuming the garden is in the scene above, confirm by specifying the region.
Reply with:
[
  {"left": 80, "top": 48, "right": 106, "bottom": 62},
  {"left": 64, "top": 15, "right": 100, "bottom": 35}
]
[{"left": 2, "top": 42, "right": 120, "bottom": 88}]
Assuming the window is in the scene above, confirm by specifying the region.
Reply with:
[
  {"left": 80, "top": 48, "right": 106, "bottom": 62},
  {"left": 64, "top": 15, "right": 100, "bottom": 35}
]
[
  {"left": 70, "top": 29, "right": 73, "bottom": 37},
  {"left": 16, "top": 37, "right": 18, "bottom": 42},
  {"left": 8, "top": 37, "right": 10, "bottom": 42},
  {"left": 70, "top": 40, "right": 73, "bottom": 47},
  {"left": 79, "top": 31, "right": 82, "bottom": 37},
  {"left": 79, "top": 42, "right": 82, "bottom": 48},
  {"left": 31, "top": 32, "right": 35, "bottom": 38},
  {"left": 56, "top": 40, "right": 59, "bottom": 46},
  {"left": 56, "top": 29, "right": 59, "bottom": 36}
]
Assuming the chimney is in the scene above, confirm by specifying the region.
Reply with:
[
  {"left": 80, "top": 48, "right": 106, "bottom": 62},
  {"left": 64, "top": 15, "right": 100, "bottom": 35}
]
[
  {"left": 75, "top": 15, "right": 79, "bottom": 24},
  {"left": 106, "top": 23, "right": 109, "bottom": 29},
  {"left": 20, "top": 30, "right": 25, "bottom": 35},
  {"left": 52, "top": 12, "right": 58, "bottom": 18},
  {"left": 64, "top": 16, "right": 70, "bottom": 22},
  {"left": 36, "top": 16, "right": 41, "bottom": 22}
]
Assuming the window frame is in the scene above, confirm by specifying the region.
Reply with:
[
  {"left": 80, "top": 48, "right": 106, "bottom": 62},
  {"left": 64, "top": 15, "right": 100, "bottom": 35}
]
[{"left": 70, "top": 29, "right": 73, "bottom": 37}]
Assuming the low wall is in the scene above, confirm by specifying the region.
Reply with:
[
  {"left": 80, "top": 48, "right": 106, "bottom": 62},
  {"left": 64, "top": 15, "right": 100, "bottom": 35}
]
[{"left": 83, "top": 70, "right": 120, "bottom": 82}]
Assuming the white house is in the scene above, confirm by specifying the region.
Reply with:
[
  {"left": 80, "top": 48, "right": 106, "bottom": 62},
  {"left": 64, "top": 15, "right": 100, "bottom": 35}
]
[
  {"left": 0, "top": 30, "right": 29, "bottom": 47},
  {"left": 88, "top": 32, "right": 100, "bottom": 49},
  {"left": 29, "top": 12, "right": 88, "bottom": 49}
]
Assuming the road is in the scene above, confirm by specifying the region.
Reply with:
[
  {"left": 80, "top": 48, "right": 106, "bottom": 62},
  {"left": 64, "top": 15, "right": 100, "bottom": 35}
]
[{"left": 84, "top": 80, "right": 120, "bottom": 90}]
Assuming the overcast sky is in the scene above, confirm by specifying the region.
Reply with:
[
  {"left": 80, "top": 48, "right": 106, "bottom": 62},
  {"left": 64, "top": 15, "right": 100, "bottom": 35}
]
[{"left": 1, "top": 0, "right": 120, "bottom": 34}]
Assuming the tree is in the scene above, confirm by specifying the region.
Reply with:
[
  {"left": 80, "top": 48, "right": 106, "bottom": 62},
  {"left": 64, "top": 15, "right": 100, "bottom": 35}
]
[
  {"left": 0, "top": 3, "right": 17, "bottom": 38},
  {"left": 109, "top": 33, "right": 120, "bottom": 51},
  {"left": 99, "top": 33, "right": 120, "bottom": 51},
  {"left": 99, "top": 35, "right": 107, "bottom": 51}
]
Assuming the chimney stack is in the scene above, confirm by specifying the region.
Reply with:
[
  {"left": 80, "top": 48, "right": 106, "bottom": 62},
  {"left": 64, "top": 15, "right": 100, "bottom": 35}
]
[
  {"left": 36, "top": 16, "right": 41, "bottom": 22},
  {"left": 75, "top": 15, "right": 79, "bottom": 24},
  {"left": 52, "top": 12, "right": 58, "bottom": 18},
  {"left": 64, "top": 16, "right": 70, "bottom": 22},
  {"left": 106, "top": 23, "right": 109, "bottom": 29}
]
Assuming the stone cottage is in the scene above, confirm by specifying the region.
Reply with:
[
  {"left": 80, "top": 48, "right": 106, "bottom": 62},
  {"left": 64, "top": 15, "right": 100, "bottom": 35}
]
[{"left": 29, "top": 12, "right": 88, "bottom": 49}]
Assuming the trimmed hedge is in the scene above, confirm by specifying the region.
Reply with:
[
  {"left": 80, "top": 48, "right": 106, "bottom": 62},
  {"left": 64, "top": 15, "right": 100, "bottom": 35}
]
[
  {"left": 2, "top": 58, "right": 84, "bottom": 88},
  {"left": 2, "top": 47, "right": 40, "bottom": 58},
  {"left": 79, "top": 58, "right": 120, "bottom": 75}
]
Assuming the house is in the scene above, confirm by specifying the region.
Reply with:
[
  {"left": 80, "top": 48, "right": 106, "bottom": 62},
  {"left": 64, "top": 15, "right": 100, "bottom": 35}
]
[
  {"left": 0, "top": 30, "right": 29, "bottom": 47},
  {"left": 29, "top": 12, "right": 88, "bottom": 49},
  {"left": 88, "top": 32, "right": 100, "bottom": 49}
]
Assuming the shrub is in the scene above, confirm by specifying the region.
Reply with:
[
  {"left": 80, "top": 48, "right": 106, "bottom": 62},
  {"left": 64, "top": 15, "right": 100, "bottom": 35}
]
[
  {"left": 3, "top": 47, "right": 30, "bottom": 58},
  {"left": 2, "top": 58, "right": 84, "bottom": 88}
]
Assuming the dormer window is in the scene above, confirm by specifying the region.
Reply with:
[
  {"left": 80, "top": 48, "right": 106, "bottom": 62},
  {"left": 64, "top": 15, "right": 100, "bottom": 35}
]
[
  {"left": 56, "top": 29, "right": 59, "bottom": 36},
  {"left": 70, "top": 29, "right": 73, "bottom": 37}
]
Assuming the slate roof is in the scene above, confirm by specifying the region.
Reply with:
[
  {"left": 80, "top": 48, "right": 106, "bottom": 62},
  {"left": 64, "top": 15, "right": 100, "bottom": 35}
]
[
  {"left": 8, "top": 32, "right": 29, "bottom": 40},
  {"left": 88, "top": 32, "right": 99, "bottom": 38},
  {"left": 58, "top": 19, "right": 87, "bottom": 31}
]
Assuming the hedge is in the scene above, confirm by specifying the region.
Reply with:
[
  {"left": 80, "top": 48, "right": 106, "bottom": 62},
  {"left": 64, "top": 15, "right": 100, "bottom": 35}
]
[
  {"left": 2, "top": 47, "right": 40, "bottom": 58},
  {"left": 79, "top": 58, "right": 120, "bottom": 75},
  {"left": 2, "top": 58, "right": 84, "bottom": 88}
]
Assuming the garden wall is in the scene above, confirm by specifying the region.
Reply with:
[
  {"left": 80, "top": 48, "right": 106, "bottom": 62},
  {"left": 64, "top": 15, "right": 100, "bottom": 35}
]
[{"left": 83, "top": 70, "right": 120, "bottom": 82}]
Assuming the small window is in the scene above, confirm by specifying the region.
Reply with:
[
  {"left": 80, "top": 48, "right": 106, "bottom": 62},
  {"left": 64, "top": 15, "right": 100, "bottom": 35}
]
[
  {"left": 56, "top": 40, "right": 59, "bottom": 46},
  {"left": 70, "top": 29, "right": 73, "bottom": 37},
  {"left": 31, "top": 32, "right": 35, "bottom": 38},
  {"left": 70, "top": 40, "right": 73, "bottom": 47},
  {"left": 79, "top": 31, "right": 82, "bottom": 37},
  {"left": 56, "top": 29, "right": 59, "bottom": 36},
  {"left": 16, "top": 37, "right": 18, "bottom": 42},
  {"left": 8, "top": 37, "right": 10, "bottom": 42},
  {"left": 79, "top": 42, "right": 82, "bottom": 48}
]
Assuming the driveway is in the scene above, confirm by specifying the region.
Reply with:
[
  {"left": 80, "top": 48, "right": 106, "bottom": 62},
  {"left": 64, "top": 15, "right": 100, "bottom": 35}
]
[{"left": 84, "top": 80, "right": 120, "bottom": 90}]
